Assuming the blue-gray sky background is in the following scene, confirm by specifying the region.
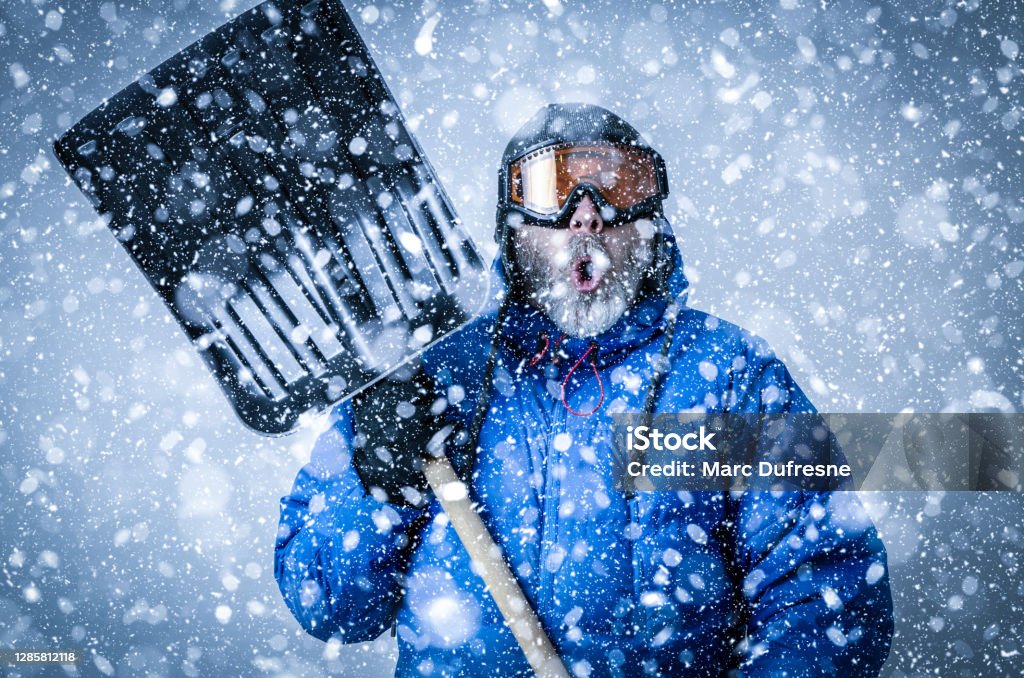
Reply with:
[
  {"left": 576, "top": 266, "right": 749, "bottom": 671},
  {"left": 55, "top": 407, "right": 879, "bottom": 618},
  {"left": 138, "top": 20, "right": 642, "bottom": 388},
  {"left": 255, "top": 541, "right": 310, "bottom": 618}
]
[{"left": 1, "top": 0, "right": 1021, "bottom": 674}]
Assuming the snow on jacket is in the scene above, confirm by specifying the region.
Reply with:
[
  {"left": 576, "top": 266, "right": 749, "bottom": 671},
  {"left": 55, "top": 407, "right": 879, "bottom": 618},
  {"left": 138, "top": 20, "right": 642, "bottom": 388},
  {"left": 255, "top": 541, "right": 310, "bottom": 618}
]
[{"left": 275, "top": 233, "right": 894, "bottom": 676}]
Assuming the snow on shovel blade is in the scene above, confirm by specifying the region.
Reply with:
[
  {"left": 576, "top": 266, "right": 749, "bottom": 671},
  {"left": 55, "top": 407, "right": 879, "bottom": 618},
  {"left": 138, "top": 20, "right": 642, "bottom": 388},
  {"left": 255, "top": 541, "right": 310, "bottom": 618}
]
[{"left": 52, "top": 0, "right": 488, "bottom": 435}]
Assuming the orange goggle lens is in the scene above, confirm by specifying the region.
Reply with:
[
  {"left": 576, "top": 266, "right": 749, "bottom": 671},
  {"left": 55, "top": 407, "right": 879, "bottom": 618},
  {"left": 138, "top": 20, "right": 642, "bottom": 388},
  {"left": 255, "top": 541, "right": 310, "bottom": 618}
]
[{"left": 508, "top": 144, "right": 662, "bottom": 215}]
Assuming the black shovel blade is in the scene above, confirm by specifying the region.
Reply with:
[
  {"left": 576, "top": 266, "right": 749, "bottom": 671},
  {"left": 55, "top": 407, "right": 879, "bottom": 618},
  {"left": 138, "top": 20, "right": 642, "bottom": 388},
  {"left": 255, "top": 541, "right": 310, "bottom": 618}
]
[{"left": 53, "top": 0, "right": 488, "bottom": 435}]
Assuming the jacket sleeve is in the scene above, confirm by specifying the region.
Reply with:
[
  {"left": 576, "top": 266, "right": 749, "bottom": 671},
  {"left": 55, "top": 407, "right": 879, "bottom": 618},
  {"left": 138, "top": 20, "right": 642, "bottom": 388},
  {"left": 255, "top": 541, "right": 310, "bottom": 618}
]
[
  {"left": 731, "top": 357, "right": 894, "bottom": 675},
  {"left": 274, "top": 403, "right": 427, "bottom": 642}
]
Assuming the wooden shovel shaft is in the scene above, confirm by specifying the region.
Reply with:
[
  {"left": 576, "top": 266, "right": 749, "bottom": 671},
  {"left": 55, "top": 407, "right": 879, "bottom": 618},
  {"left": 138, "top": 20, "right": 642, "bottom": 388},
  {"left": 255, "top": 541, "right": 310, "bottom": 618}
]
[{"left": 422, "top": 456, "right": 570, "bottom": 678}]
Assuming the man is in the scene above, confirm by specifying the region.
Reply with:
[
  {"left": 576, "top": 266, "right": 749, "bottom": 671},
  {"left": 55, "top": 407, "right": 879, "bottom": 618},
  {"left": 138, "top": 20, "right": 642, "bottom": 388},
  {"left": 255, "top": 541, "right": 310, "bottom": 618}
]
[{"left": 275, "top": 104, "right": 894, "bottom": 675}]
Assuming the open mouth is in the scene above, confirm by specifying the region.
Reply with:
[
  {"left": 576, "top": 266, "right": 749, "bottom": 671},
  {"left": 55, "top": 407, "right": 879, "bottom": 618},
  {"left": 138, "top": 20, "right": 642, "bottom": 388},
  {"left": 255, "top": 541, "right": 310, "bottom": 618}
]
[{"left": 571, "top": 255, "right": 601, "bottom": 293}]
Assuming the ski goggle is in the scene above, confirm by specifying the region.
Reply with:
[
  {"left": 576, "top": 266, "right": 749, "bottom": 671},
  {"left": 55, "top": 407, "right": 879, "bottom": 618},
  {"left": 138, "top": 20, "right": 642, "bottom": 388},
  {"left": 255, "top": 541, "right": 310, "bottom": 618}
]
[{"left": 504, "top": 142, "right": 668, "bottom": 226}]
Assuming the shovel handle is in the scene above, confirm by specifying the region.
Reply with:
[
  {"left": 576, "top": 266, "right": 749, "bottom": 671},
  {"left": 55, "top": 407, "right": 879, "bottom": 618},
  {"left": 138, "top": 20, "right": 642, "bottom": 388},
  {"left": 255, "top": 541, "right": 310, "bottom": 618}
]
[{"left": 422, "top": 456, "right": 570, "bottom": 678}]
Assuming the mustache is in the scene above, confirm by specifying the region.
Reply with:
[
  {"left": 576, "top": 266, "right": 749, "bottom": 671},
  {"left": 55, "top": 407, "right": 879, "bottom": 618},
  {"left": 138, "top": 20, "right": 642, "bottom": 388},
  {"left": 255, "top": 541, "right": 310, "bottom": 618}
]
[
  {"left": 558, "top": 234, "right": 606, "bottom": 270},
  {"left": 556, "top": 233, "right": 655, "bottom": 277}
]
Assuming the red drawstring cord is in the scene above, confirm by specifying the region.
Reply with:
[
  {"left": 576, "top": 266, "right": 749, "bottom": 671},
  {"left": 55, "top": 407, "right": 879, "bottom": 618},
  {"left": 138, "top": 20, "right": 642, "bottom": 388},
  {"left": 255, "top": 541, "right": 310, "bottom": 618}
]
[
  {"left": 551, "top": 333, "right": 567, "bottom": 356},
  {"left": 529, "top": 332, "right": 603, "bottom": 416},
  {"left": 561, "top": 342, "right": 604, "bottom": 417},
  {"left": 529, "top": 332, "right": 550, "bottom": 366},
  {"left": 528, "top": 332, "right": 567, "bottom": 366}
]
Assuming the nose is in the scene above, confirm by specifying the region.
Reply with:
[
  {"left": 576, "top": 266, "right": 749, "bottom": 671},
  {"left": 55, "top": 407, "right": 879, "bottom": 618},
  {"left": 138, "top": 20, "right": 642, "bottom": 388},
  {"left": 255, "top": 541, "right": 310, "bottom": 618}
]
[{"left": 569, "top": 194, "right": 604, "bottom": 234}]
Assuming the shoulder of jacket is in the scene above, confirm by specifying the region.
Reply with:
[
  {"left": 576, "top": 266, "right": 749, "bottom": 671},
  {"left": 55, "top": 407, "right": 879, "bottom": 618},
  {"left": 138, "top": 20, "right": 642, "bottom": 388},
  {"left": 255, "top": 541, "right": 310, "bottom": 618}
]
[{"left": 671, "top": 307, "right": 778, "bottom": 364}]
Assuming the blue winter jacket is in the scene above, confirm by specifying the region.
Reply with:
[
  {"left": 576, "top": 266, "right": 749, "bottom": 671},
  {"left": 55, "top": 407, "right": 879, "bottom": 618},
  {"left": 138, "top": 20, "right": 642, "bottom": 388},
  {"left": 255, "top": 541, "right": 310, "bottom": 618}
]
[{"left": 275, "top": 235, "right": 894, "bottom": 676}]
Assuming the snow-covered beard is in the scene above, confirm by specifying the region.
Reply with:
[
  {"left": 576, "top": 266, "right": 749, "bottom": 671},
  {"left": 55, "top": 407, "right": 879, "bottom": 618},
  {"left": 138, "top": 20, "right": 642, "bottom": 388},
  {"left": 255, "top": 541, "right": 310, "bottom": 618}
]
[{"left": 515, "top": 230, "right": 655, "bottom": 338}]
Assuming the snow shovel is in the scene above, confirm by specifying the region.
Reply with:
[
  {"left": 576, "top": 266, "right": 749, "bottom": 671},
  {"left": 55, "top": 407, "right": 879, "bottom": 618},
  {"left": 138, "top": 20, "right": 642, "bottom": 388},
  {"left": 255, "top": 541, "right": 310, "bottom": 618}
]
[
  {"left": 53, "top": 1, "right": 568, "bottom": 675},
  {"left": 53, "top": 0, "right": 486, "bottom": 435}
]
